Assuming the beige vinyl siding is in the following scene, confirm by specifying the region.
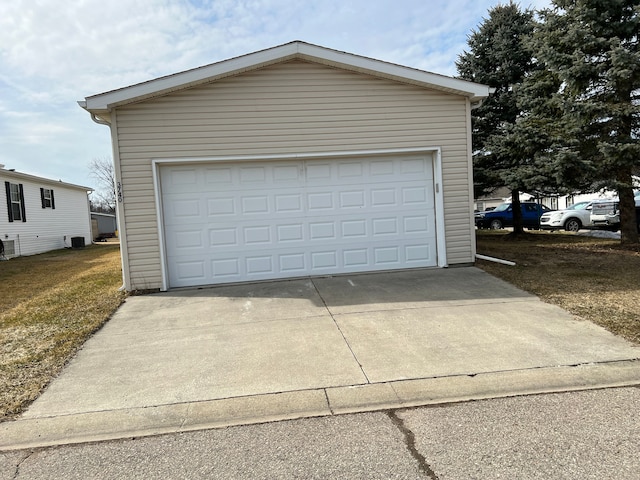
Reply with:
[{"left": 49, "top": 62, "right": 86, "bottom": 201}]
[{"left": 114, "top": 60, "right": 473, "bottom": 290}]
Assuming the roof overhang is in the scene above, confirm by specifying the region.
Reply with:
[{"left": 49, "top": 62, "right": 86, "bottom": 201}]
[
  {"left": 79, "top": 41, "right": 492, "bottom": 115},
  {"left": 0, "top": 168, "right": 93, "bottom": 192}
]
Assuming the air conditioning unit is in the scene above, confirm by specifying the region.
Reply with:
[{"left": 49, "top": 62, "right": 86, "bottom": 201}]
[
  {"left": 2, "top": 240, "right": 15, "bottom": 256},
  {"left": 71, "top": 237, "right": 85, "bottom": 249}
]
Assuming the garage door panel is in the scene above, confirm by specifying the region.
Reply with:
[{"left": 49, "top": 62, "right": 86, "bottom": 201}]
[
  {"left": 402, "top": 186, "right": 430, "bottom": 205},
  {"left": 209, "top": 227, "right": 237, "bottom": 247},
  {"left": 239, "top": 195, "right": 268, "bottom": 214},
  {"left": 166, "top": 168, "right": 200, "bottom": 186},
  {"left": 211, "top": 258, "right": 240, "bottom": 278},
  {"left": 401, "top": 157, "right": 428, "bottom": 174},
  {"left": 370, "top": 188, "right": 396, "bottom": 207},
  {"left": 403, "top": 215, "right": 432, "bottom": 234},
  {"left": 161, "top": 198, "right": 205, "bottom": 225},
  {"left": 163, "top": 183, "right": 433, "bottom": 223},
  {"left": 174, "top": 260, "right": 207, "bottom": 283},
  {"left": 166, "top": 212, "right": 434, "bottom": 251},
  {"left": 204, "top": 166, "right": 233, "bottom": 184},
  {"left": 275, "top": 193, "right": 304, "bottom": 213},
  {"left": 207, "top": 197, "right": 236, "bottom": 217},
  {"left": 168, "top": 239, "right": 436, "bottom": 287},
  {"left": 161, "top": 155, "right": 437, "bottom": 287},
  {"left": 174, "top": 230, "right": 205, "bottom": 249}
]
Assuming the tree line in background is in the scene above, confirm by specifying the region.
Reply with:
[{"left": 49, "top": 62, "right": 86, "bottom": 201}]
[
  {"left": 88, "top": 157, "right": 116, "bottom": 214},
  {"left": 457, "top": 0, "right": 640, "bottom": 244}
]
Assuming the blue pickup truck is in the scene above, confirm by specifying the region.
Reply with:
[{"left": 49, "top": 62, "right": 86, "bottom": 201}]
[{"left": 475, "top": 202, "right": 553, "bottom": 230}]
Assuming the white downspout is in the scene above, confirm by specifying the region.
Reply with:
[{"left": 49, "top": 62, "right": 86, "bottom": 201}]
[
  {"left": 90, "top": 113, "right": 110, "bottom": 126},
  {"left": 85, "top": 109, "right": 132, "bottom": 291},
  {"left": 476, "top": 254, "right": 516, "bottom": 266}
]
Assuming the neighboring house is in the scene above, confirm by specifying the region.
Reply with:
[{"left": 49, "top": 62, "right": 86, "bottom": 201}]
[
  {"left": 476, "top": 189, "right": 617, "bottom": 212},
  {"left": 1, "top": 165, "right": 92, "bottom": 258},
  {"left": 552, "top": 192, "right": 618, "bottom": 210},
  {"left": 91, "top": 212, "right": 118, "bottom": 239},
  {"left": 474, "top": 187, "right": 512, "bottom": 212},
  {"left": 79, "top": 41, "right": 491, "bottom": 291}
]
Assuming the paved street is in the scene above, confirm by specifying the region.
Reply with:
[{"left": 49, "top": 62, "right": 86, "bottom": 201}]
[{"left": 2, "top": 387, "right": 638, "bottom": 479}]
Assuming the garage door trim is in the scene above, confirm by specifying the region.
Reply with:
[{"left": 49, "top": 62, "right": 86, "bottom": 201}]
[{"left": 152, "top": 147, "right": 446, "bottom": 291}]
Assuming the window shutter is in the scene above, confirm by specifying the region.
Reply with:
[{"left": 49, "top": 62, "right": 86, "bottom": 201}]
[
  {"left": 40, "top": 188, "right": 45, "bottom": 208},
  {"left": 51, "top": 190, "right": 55, "bottom": 209},
  {"left": 19, "top": 184, "right": 26, "bottom": 222},
  {"left": 4, "top": 182, "right": 12, "bottom": 222}
]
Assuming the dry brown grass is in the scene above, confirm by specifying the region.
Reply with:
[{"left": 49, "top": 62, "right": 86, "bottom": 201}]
[
  {"left": 0, "top": 245, "right": 125, "bottom": 420},
  {"left": 476, "top": 231, "right": 640, "bottom": 344}
]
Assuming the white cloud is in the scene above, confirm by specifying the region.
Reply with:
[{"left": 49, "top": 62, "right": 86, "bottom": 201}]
[{"left": 0, "top": 0, "right": 551, "bottom": 186}]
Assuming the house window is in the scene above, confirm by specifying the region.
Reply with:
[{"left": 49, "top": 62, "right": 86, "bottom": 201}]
[
  {"left": 5, "top": 182, "right": 26, "bottom": 222},
  {"left": 40, "top": 188, "right": 55, "bottom": 209}
]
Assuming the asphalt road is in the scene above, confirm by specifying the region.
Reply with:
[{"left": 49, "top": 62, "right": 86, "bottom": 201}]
[{"left": 1, "top": 387, "right": 638, "bottom": 480}]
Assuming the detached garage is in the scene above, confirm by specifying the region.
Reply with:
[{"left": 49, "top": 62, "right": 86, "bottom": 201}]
[{"left": 79, "top": 41, "right": 490, "bottom": 291}]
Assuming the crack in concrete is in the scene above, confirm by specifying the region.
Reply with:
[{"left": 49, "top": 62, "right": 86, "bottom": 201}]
[
  {"left": 387, "top": 410, "right": 439, "bottom": 480},
  {"left": 12, "top": 450, "right": 34, "bottom": 479}
]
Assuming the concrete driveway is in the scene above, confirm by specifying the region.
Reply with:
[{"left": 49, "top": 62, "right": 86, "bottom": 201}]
[{"left": 2, "top": 267, "right": 639, "bottom": 450}]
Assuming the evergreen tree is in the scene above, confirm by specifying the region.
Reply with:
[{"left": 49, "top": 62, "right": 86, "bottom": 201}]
[
  {"left": 497, "top": 58, "right": 596, "bottom": 197},
  {"left": 535, "top": 0, "right": 640, "bottom": 244},
  {"left": 457, "top": 3, "right": 536, "bottom": 234}
]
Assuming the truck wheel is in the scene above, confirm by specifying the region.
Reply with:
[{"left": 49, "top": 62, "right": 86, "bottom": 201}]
[
  {"left": 564, "top": 218, "right": 581, "bottom": 232},
  {"left": 490, "top": 219, "right": 503, "bottom": 230}
]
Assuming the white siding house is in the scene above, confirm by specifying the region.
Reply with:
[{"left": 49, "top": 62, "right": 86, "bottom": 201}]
[
  {"left": 1, "top": 166, "right": 92, "bottom": 258},
  {"left": 79, "top": 41, "right": 490, "bottom": 291}
]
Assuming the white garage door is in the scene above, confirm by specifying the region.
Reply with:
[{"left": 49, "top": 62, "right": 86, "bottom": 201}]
[{"left": 160, "top": 154, "right": 437, "bottom": 288}]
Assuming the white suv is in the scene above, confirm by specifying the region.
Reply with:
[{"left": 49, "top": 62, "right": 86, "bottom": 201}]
[{"left": 539, "top": 201, "right": 592, "bottom": 232}]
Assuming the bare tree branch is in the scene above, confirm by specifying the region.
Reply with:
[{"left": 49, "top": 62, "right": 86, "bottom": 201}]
[{"left": 88, "top": 157, "right": 116, "bottom": 213}]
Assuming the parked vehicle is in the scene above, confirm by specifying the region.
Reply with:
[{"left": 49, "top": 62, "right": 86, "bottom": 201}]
[
  {"left": 589, "top": 195, "right": 640, "bottom": 232},
  {"left": 590, "top": 200, "right": 620, "bottom": 230},
  {"left": 475, "top": 202, "right": 553, "bottom": 230},
  {"left": 539, "top": 201, "right": 593, "bottom": 232}
]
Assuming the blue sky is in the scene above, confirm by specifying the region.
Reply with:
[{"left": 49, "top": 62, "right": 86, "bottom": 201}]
[{"left": 0, "top": 0, "right": 551, "bottom": 194}]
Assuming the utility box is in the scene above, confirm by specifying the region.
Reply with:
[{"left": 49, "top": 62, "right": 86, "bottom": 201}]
[{"left": 71, "top": 237, "right": 85, "bottom": 249}]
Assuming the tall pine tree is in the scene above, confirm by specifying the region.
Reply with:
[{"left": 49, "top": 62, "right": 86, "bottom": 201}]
[
  {"left": 497, "top": 55, "right": 596, "bottom": 198},
  {"left": 535, "top": 0, "right": 640, "bottom": 244},
  {"left": 457, "top": 3, "right": 536, "bottom": 234}
]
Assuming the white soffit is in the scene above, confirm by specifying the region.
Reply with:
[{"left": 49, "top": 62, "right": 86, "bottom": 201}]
[{"left": 80, "top": 41, "right": 491, "bottom": 112}]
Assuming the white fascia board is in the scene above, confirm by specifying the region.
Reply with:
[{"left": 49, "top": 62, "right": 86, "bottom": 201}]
[
  {"left": 295, "top": 43, "right": 491, "bottom": 102},
  {"left": 80, "top": 41, "right": 491, "bottom": 112},
  {"left": 81, "top": 43, "right": 300, "bottom": 111},
  {"left": 0, "top": 169, "right": 93, "bottom": 191}
]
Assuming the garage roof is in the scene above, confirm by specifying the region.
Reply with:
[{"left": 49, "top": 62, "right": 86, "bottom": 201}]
[{"left": 79, "top": 41, "right": 491, "bottom": 114}]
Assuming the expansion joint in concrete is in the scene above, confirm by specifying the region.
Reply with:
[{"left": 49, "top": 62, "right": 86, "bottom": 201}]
[
  {"left": 323, "top": 389, "right": 334, "bottom": 415},
  {"left": 310, "top": 278, "right": 371, "bottom": 383}
]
